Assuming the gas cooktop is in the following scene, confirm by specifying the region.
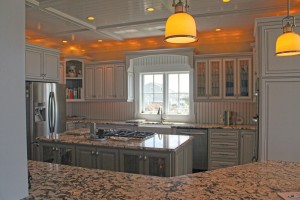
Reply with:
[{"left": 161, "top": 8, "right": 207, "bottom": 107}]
[{"left": 103, "top": 130, "right": 155, "bottom": 139}]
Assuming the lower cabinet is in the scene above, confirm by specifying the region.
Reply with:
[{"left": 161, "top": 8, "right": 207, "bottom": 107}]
[
  {"left": 39, "top": 142, "right": 75, "bottom": 166},
  {"left": 76, "top": 145, "right": 119, "bottom": 171},
  {"left": 208, "top": 129, "right": 257, "bottom": 170},
  {"left": 240, "top": 130, "right": 257, "bottom": 164},
  {"left": 119, "top": 149, "right": 171, "bottom": 177}
]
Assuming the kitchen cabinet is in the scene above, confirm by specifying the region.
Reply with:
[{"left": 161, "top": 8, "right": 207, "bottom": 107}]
[
  {"left": 38, "top": 142, "right": 75, "bottom": 166},
  {"left": 240, "top": 130, "right": 257, "bottom": 164},
  {"left": 85, "top": 65, "right": 105, "bottom": 99},
  {"left": 119, "top": 149, "right": 171, "bottom": 177},
  {"left": 76, "top": 145, "right": 119, "bottom": 171},
  {"left": 208, "top": 129, "right": 239, "bottom": 170},
  {"left": 223, "top": 57, "right": 252, "bottom": 100},
  {"left": 194, "top": 53, "right": 252, "bottom": 101},
  {"left": 104, "top": 64, "right": 126, "bottom": 99},
  {"left": 84, "top": 61, "right": 133, "bottom": 101},
  {"left": 194, "top": 59, "right": 222, "bottom": 100},
  {"left": 65, "top": 57, "right": 84, "bottom": 102},
  {"left": 25, "top": 43, "right": 60, "bottom": 82}
]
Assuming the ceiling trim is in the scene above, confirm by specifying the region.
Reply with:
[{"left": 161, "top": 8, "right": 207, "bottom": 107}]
[
  {"left": 95, "top": 5, "right": 286, "bottom": 31},
  {"left": 25, "top": 0, "right": 39, "bottom": 7}
]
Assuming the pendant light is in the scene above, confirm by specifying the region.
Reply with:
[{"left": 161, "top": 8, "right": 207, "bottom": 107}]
[
  {"left": 165, "top": 0, "right": 198, "bottom": 43},
  {"left": 275, "top": 0, "right": 300, "bottom": 56}
]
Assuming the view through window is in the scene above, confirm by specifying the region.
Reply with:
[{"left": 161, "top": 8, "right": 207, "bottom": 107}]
[{"left": 141, "top": 72, "right": 189, "bottom": 115}]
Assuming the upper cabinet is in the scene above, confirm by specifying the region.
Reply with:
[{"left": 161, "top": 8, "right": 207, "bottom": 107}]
[
  {"left": 85, "top": 61, "right": 133, "bottom": 101},
  {"left": 65, "top": 57, "right": 84, "bottom": 102},
  {"left": 195, "top": 53, "right": 252, "bottom": 101},
  {"left": 25, "top": 43, "right": 60, "bottom": 82},
  {"left": 194, "top": 59, "right": 222, "bottom": 100}
]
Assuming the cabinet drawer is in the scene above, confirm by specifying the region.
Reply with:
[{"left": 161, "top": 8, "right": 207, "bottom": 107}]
[
  {"left": 210, "top": 131, "right": 239, "bottom": 139},
  {"left": 209, "top": 160, "right": 238, "bottom": 170},
  {"left": 210, "top": 149, "right": 239, "bottom": 159},
  {"left": 210, "top": 140, "right": 239, "bottom": 149}
]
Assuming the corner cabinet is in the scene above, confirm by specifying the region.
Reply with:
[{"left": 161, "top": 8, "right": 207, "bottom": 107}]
[
  {"left": 195, "top": 53, "right": 253, "bottom": 101},
  {"left": 65, "top": 57, "right": 84, "bottom": 102},
  {"left": 85, "top": 61, "right": 133, "bottom": 101},
  {"left": 25, "top": 43, "right": 60, "bottom": 82}
]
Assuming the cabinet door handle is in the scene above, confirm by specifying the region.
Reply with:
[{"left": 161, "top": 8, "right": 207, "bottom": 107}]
[
  {"left": 144, "top": 156, "right": 147, "bottom": 160},
  {"left": 96, "top": 152, "right": 99, "bottom": 156},
  {"left": 138, "top": 155, "right": 143, "bottom": 160},
  {"left": 56, "top": 148, "right": 59, "bottom": 151},
  {"left": 91, "top": 151, "right": 95, "bottom": 155}
]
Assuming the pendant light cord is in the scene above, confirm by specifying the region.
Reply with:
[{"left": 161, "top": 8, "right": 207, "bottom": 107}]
[{"left": 287, "top": 0, "right": 290, "bottom": 17}]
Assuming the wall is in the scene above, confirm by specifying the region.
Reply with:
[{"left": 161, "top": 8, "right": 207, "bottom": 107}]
[
  {"left": 0, "top": 1, "right": 28, "bottom": 199},
  {"left": 67, "top": 101, "right": 256, "bottom": 125}
]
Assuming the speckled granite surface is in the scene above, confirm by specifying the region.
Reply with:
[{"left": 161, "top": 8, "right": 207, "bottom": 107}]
[
  {"left": 27, "top": 160, "right": 300, "bottom": 199},
  {"left": 37, "top": 131, "right": 192, "bottom": 152},
  {"left": 67, "top": 119, "right": 256, "bottom": 130}
]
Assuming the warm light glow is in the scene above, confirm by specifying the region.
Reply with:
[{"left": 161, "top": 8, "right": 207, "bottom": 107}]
[
  {"left": 276, "top": 31, "right": 300, "bottom": 56},
  {"left": 146, "top": 7, "right": 155, "bottom": 12},
  {"left": 98, "top": 39, "right": 103, "bottom": 42},
  {"left": 223, "top": 0, "right": 231, "bottom": 2},
  {"left": 215, "top": 28, "right": 221, "bottom": 32},
  {"left": 62, "top": 40, "right": 68, "bottom": 43},
  {"left": 165, "top": 12, "right": 197, "bottom": 43},
  {"left": 87, "top": 16, "right": 95, "bottom": 21}
]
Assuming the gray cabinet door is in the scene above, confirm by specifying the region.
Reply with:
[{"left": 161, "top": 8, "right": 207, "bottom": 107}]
[
  {"left": 144, "top": 151, "right": 171, "bottom": 177},
  {"left": 96, "top": 148, "right": 119, "bottom": 171},
  {"left": 76, "top": 146, "right": 97, "bottom": 169},
  {"left": 240, "top": 131, "right": 256, "bottom": 164},
  {"left": 39, "top": 142, "right": 56, "bottom": 163},
  {"left": 119, "top": 150, "right": 143, "bottom": 174},
  {"left": 56, "top": 144, "right": 75, "bottom": 166}
]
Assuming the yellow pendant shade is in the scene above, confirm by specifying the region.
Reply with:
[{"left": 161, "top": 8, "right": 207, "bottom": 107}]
[
  {"left": 165, "top": 12, "right": 198, "bottom": 43},
  {"left": 276, "top": 31, "right": 300, "bottom": 56}
]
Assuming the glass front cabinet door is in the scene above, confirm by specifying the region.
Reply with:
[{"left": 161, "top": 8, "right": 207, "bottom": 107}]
[
  {"left": 208, "top": 59, "right": 222, "bottom": 99},
  {"left": 223, "top": 58, "right": 237, "bottom": 99},
  {"left": 195, "top": 60, "right": 208, "bottom": 100},
  {"left": 237, "top": 57, "right": 252, "bottom": 99}
]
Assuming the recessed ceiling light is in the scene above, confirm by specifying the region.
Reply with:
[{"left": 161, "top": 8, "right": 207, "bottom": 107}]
[
  {"left": 216, "top": 28, "right": 221, "bottom": 32},
  {"left": 81, "top": 49, "right": 86, "bottom": 52},
  {"left": 146, "top": 7, "right": 155, "bottom": 12},
  {"left": 62, "top": 40, "right": 68, "bottom": 43},
  {"left": 223, "top": 0, "right": 231, "bottom": 2},
  {"left": 98, "top": 39, "right": 103, "bottom": 42},
  {"left": 87, "top": 16, "right": 95, "bottom": 21}
]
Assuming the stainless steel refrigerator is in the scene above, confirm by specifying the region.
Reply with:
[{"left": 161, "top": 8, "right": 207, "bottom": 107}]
[{"left": 26, "top": 82, "right": 66, "bottom": 160}]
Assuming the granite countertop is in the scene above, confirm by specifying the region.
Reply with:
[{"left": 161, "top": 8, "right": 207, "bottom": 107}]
[
  {"left": 37, "top": 130, "right": 192, "bottom": 152},
  {"left": 67, "top": 119, "right": 256, "bottom": 130},
  {"left": 27, "top": 160, "right": 300, "bottom": 199}
]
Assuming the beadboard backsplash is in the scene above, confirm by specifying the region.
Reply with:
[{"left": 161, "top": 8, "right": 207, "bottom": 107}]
[{"left": 67, "top": 101, "right": 256, "bottom": 125}]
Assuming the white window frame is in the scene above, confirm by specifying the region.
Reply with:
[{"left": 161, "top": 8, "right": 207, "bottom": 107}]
[{"left": 134, "top": 65, "right": 194, "bottom": 123}]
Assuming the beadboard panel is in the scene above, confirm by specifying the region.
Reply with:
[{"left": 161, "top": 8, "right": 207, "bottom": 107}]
[
  {"left": 194, "top": 102, "right": 257, "bottom": 125},
  {"left": 67, "top": 102, "right": 135, "bottom": 120},
  {"left": 67, "top": 101, "right": 256, "bottom": 125}
]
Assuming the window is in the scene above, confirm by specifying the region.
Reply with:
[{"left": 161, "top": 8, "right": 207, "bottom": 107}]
[{"left": 141, "top": 72, "right": 190, "bottom": 115}]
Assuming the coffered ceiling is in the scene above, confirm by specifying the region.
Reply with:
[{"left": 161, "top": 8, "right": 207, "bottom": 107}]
[{"left": 25, "top": 0, "right": 300, "bottom": 61}]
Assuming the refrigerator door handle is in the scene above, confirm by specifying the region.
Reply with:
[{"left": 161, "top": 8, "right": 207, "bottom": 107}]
[
  {"left": 52, "top": 92, "right": 56, "bottom": 132},
  {"left": 48, "top": 92, "right": 55, "bottom": 133}
]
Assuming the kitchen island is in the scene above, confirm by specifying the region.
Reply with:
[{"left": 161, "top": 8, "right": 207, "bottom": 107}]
[
  {"left": 36, "top": 130, "right": 193, "bottom": 177},
  {"left": 27, "top": 160, "right": 300, "bottom": 199}
]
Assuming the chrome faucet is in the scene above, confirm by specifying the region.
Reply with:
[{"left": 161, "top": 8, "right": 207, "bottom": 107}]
[{"left": 157, "top": 107, "right": 166, "bottom": 123}]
